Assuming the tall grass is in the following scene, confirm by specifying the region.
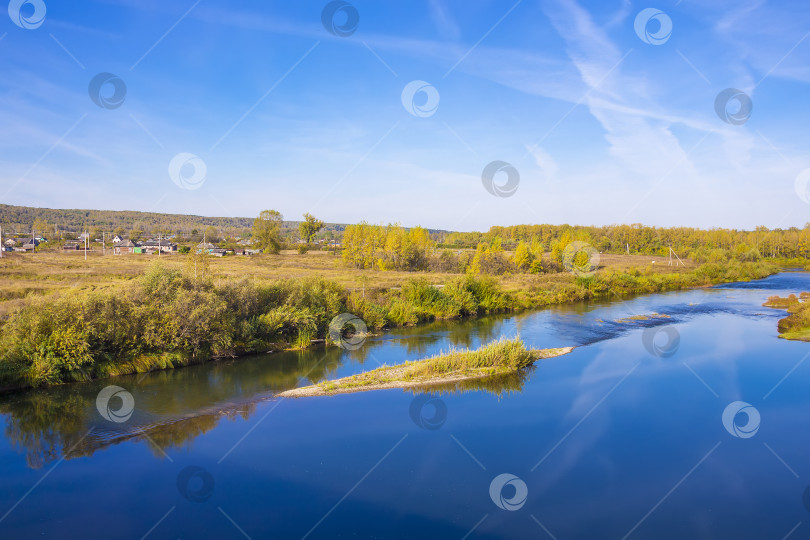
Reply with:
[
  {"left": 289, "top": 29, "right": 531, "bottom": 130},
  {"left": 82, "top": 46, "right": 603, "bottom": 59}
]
[{"left": 403, "top": 337, "right": 535, "bottom": 379}]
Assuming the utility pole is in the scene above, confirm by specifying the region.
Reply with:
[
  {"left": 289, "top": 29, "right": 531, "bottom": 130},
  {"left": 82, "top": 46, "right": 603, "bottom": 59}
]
[
  {"left": 84, "top": 231, "right": 88, "bottom": 261},
  {"left": 102, "top": 232, "right": 105, "bottom": 256},
  {"left": 1, "top": 224, "right": 3, "bottom": 259},
  {"left": 158, "top": 232, "right": 161, "bottom": 258}
]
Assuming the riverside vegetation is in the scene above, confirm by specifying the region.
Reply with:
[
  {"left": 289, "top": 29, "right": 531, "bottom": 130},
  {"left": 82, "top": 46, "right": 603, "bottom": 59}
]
[
  {"left": 0, "top": 255, "right": 777, "bottom": 390},
  {"left": 763, "top": 293, "right": 810, "bottom": 341}
]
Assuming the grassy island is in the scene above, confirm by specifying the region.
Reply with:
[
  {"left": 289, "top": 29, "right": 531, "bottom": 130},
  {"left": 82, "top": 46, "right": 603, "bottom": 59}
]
[{"left": 278, "top": 338, "right": 574, "bottom": 397}]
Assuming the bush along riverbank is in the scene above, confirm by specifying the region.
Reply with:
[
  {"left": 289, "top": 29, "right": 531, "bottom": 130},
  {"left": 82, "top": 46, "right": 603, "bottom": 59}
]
[
  {"left": 0, "top": 260, "right": 778, "bottom": 389},
  {"left": 763, "top": 293, "right": 810, "bottom": 341}
]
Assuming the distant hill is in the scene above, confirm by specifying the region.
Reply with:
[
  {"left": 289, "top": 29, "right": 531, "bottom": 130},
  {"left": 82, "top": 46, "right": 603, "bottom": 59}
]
[
  {"left": 0, "top": 205, "right": 448, "bottom": 241},
  {"left": 0, "top": 204, "right": 259, "bottom": 237}
]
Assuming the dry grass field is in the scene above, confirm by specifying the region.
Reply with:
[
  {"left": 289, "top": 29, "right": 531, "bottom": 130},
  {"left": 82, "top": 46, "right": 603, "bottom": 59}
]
[{"left": 0, "top": 248, "right": 698, "bottom": 318}]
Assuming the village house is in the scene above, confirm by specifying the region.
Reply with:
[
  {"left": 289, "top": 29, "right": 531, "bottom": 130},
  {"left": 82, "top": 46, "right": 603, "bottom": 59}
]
[
  {"left": 196, "top": 241, "right": 216, "bottom": 253},
  {"left": 140, "top": 240, "right": 178, "bottom": 254},
  {"left": 8, "top": 238, "right": 39, "bottom": 252},
  {"left": 113, "top": 239, "right": 138, "bottom": 255}
]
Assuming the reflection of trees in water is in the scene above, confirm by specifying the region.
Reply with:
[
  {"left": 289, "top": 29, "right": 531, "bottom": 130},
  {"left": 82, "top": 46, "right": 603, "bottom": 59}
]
[
  {"left": 390, "top": 316, "right": 506, "bottom": 356},
  {"left": 2, "top": 390, "right": 89, "bottom": 469},
  {"left": 0, "top": 348, "right": 344, "bottom": 469},
  {"left": 138, "top": 413, "right": 233, "bottom": 458},
  {"left": 303, "top": 346, "right": 352, "bottom": 382},
  {"left": 333, "top": 341, "right": 376, "bottom": 368}
]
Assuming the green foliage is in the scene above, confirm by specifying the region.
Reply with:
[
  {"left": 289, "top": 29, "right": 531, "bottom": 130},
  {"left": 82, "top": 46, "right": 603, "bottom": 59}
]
[
  {"left": 252, "top": 210, "right": 284, "bottom": 254},
  {"left": 299, "top": 213, "right": 325, "bottom": 244},
  {"left": 382, "top": 276, "right": 511, "bottom": 325}
]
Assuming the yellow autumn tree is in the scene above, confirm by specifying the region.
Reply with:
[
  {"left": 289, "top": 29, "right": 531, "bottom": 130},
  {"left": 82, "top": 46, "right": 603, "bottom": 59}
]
[{"left": 513, "top": 241, "right": 531, "bottom": 271}]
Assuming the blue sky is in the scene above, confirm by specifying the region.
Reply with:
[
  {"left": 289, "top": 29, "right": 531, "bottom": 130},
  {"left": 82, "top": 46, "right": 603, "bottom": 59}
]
[{"left": 1, "top": 0, "right": 809, "bottom": 231}]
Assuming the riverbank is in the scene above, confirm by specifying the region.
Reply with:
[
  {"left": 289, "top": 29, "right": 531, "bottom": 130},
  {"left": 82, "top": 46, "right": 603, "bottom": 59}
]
[
  {"left": 279, "top": 338, "right": 574, "bottom": 397},
  {"left": 763, "top": 293, "right": 810, "bottom": 341},
  {"left": 0, "top": 259, "right": 778, "bottom": 390}
]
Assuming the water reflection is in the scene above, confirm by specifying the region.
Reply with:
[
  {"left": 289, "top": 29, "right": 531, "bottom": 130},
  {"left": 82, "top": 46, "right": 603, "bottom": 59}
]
[
  {"left": 413, "top": 367, "right": 534, "bottom": 398},
  {"left": 381, "top": 315, "right": 506, "bottom": 356},
  {"left": 0, "top": 348, "right": 344, "bottom": 469},
  {"left": 0, "top": 350, "right": 534, "bottom": 469}
]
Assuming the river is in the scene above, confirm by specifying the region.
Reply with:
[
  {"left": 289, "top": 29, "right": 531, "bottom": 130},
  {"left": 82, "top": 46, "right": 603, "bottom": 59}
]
[{"left": 1, "top": 272, "right": 809, "bottom": 539}]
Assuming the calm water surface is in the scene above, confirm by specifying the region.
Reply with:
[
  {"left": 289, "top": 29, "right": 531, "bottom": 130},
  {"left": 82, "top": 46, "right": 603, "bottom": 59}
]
[{"left": 2, "top": 272, "right": 810, "bottom": 539}]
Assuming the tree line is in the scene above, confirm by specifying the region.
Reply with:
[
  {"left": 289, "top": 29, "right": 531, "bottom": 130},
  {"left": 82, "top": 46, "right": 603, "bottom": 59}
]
[
  {"left": 440, "top": 223, "right": 810, "bottom": 262},
  {"left": 6, "top": 203, "right": 810, "bottom": 265}
]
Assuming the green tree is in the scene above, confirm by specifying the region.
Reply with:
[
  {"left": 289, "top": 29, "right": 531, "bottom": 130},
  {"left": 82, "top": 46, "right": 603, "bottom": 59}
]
[
  {"left": 253, "top": 210, "right": 283, "bottom": 254},
  {"left": 299, "top": 213, "right": 324, "bottom": 244},
  {"left": 204, "top": 226, "right": 220, "bottom": 243}
]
